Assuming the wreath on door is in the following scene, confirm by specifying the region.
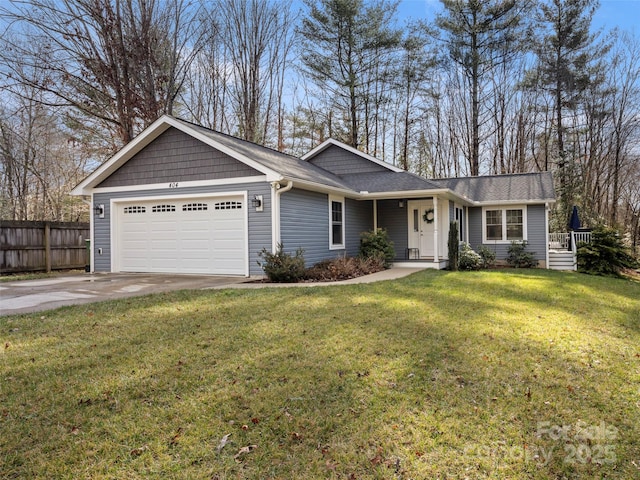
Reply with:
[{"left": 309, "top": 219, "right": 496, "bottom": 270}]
[{"left": 423, "top": 208, "right": 435, "bottom": 223}]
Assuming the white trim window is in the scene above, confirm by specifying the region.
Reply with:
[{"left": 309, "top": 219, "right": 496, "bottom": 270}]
[
  {"left": 482, "top": 206, "right": 527, "bottom": 243},
  {"left": 329, "top": 195, "right": 345, "bottom": 249}
]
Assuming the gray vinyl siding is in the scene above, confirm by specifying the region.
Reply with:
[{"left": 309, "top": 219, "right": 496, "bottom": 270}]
[
  {"left": 345, "top": 199, "right": 374, "bottom": 257},
  {"left": 98, "top": 127, "right": 261, "bottom": 187},
  {"left": 280, "top": 188, "right": 344, "bottom": 267},
  {"left": 526, "top": 205, "right": 546, "bottom": 261},
  {"left": 307, "top": 144, "right": 390, "bottom": 175},
  {"left": 377, "top": 200, "right": 408, "bottom": 260},
  {"left": 92, "top": 182, "right": 271, "bottom": 275},
  {"left": 468, "top": 204, "right": 546, "bottom": 262},
  {"left": 468, "top": 207, "right": 483, "bottom": 250}
]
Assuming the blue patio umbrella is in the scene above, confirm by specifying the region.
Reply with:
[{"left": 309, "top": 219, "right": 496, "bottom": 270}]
[{"left": 569, "top": 205, "right": 581, "bottom": 231}]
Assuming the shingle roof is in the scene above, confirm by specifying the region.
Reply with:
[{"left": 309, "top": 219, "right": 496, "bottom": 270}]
[
  {"left": 181, "top": 119, "right": 555, "bottom": 203},
  {"left": 73, "top": 115, "right": 557, "bottom": 205},
  {"left": 174, "top": 118, "right": 352, "bottom": 190},
  {"left": 431, "top": 172, "right": 555, "bottom": 203},
  {"left": 339, "top": 171, "right": 443, "bottom": 193}
]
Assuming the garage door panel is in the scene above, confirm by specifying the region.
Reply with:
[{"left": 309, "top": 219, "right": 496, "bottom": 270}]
[
  {"left": 117, "top": 196, "right": 246, "bottom": 275},
  {"left": 182, "top": 239, "right": 210, "bottom": 250},
  {"left": 150, "top": 238, "right": 179, "bottom": 249}
]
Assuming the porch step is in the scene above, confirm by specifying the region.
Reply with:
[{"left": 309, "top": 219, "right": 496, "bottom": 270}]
[{"left": 548, "top": 251, "right": 576, "bottom": 271}]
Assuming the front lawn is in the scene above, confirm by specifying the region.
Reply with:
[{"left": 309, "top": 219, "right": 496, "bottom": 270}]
[{"left": 1, "top": 270, "right": 639, "bottom": 479}]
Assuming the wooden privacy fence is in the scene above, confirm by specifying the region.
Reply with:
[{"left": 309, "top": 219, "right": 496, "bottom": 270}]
[{"left": 1, "top": 220, "right": 90, "bottom": 273}]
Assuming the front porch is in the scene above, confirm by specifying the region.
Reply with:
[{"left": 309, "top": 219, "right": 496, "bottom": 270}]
[{"left": 373, "top": 195, "right": 458, "bottom": 270}]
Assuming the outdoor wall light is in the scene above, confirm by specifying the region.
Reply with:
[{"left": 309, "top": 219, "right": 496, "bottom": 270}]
[
  {"left": 94, "top": 204, "right": 105, "bottom": 218},
  {"left": 252, "top": 195, "right": 264, "bottom": 212},
  {"left": 398, "top": 200, "right": 405, "bottom": 208}
]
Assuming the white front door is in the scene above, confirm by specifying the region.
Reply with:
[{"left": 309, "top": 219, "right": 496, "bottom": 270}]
[{"left": 408, "top": 200, "right": 435, "bottom": 258}]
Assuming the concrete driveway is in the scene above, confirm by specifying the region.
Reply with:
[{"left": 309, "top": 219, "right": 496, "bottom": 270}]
[{"left": 0, "top": 273, "right": 249, "bottom": 316}]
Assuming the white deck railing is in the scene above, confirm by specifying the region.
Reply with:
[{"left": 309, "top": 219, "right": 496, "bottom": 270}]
[{"left": 548, "top": 231, "right": 592, "bottom": 251}]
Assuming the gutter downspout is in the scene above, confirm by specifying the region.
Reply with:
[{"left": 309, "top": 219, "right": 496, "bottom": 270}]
[
  {"left": 81, "top": 195, "right": 94, "bottom": 273},
  {"left": 271, "top": 180, "right": 293, "bottom": 252}
]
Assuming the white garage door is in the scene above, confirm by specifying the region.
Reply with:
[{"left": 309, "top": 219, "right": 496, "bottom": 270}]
[{"left": 116, "top": 196, "right": 246, "bottom": 275}]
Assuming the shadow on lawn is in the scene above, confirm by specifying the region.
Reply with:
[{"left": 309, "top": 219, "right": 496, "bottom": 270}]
[{"left": 2, "top": 271, "right": 639, "bottom": 479}]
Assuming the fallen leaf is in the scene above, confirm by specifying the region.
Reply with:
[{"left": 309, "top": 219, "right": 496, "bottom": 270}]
[
  {"left": 169, "top": 427, "right": 183, "bottom": 446},
  {"left": 234, "top": 444, "right": 257, "bottom": 462},
  {"left": 251, "top": 417, "right": 260, "bottom": 424},
  {"left": 70, "top": 426, "right": 80, "bottom": 435},
  {"left": 130, "top": 445, "right": 148, "bottom": 457},
  {"left": 241, "top": 424, "right": 249, "bottom": 430},
  {"left": 216, "top": 433, "right": 231, "bottom": 453}
]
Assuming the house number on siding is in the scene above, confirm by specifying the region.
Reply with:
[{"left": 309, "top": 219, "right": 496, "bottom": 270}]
[{"left": 169, "top": 182, "right": 179, "bottom": 188}]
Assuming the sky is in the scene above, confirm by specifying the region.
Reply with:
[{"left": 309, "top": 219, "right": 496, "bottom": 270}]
[{"left": 395, "top": 0, "right": 640, "bottom": 34}]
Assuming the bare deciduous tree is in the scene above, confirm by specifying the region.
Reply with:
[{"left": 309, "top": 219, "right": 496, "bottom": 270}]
[{"left": 0, "top": 0, "right": 205, "bottom": 147}]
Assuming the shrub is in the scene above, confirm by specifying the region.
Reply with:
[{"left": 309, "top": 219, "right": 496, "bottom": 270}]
[
  {"left": 258, "top": 243, "right": 306, "bottom": 282},
  {"left": 478, "top": 245, "right": 496, "bottom": 269},
  {"left": 448, "top": 221, "right": 459, "bottom": 271},
  {"left": 577, "top": 226, "right": 638, "bottom": 276},
  {"left": 305, "top": 255, "right": 385, "bottom": 282},
  {"left": 359, "top": 229, "right": 395, "bottom": 268},
  {"left": 506, "top": 241, "right": 537, "bottom": 268},
  {"left": 458, "top": 243, "right": 481, "bottom": 271}
]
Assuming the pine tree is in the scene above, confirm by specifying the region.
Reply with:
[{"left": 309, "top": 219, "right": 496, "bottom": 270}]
[
  {"left": 527, "top": 0, "right": 604, "bottom": 225},
  {"left": 298, "top": 0, "right": 401, "bottom": 149},
  {"left": 436, "top": 0, "right": 529, "bottom": 176}
]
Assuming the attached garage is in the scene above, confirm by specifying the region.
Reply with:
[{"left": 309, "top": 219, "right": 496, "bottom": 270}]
[{"left": 112, "top": 194, "right": 247, "bottom": 275}]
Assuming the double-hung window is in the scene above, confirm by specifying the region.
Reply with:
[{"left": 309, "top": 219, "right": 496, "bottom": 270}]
[
  {"left": 483, "top": 206, "right": 527, "bottom": 243},
  {"left": 329, "top": 196, "right": 345, "bottom": 249}
]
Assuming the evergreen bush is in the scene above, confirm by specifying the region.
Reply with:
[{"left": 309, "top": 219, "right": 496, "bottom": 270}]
[
  {"left": 448, "top": 221, "right": 459, "bottom": 271},
  {"left": 577, "top": 226, "right": 638, "bottom": 276},
  {"left": 258, "top": 243, "right": 306, "bottom": 282},
  {"left": 359, "top": 229, "right": 395, "bottom": 268},
  {"left": 478, "top": 245, "right": 496, "bottom": 269},
  {"left": 506, "top": 241, "right": 537, "bottom": 268}
]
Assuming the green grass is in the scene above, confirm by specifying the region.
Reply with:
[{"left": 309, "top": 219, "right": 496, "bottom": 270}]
[
  {"left": 1, "top": 269, "right": 639, "bottom": 479},
  {"left": 0, "top": 272, "right": 56, "bottom": 282}
]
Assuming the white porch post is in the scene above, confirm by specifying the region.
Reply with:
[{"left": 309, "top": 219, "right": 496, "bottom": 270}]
[
  {"left": 433, "top": 196, "right": 439, "bottom": 263},
  {"left": 373, "top": 199, "right": 378, "bottom": 230},
  {"left": 545, "top": 202, "right": 550, "bottom": 269}
]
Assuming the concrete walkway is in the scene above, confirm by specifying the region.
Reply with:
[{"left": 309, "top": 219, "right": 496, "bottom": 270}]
[
  {"left": 0, "top": 267, "right": 424, "bottom": 316},
  {"left": 221, "top": 267, "right": 424, "bottom": 289}
]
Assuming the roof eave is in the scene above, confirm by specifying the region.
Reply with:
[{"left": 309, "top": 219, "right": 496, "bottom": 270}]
[
  {"left": 281, "top": 177, "right": 358, "bottom": 197},
  {"left": 359, "top": 188, "right": 456, "bottom": 200},
  {"left": 473, "top": 198, "right": 557, "bottom": 206}
]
